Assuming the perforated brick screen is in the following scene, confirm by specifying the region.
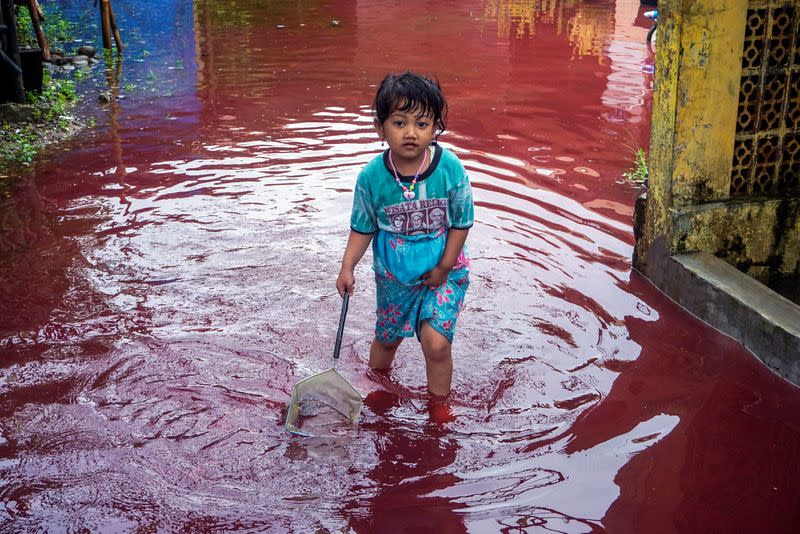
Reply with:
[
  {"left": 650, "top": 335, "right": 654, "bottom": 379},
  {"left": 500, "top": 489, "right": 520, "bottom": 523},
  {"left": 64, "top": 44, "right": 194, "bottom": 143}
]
[{"left": 732, "top": 1, "right": 800, "bottom": 197}]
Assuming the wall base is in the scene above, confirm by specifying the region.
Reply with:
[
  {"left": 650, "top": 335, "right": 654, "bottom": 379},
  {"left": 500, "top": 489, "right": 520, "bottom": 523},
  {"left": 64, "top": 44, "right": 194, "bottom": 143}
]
[{"left": 642, "top": 251, "right": 800, "bottom": 386}]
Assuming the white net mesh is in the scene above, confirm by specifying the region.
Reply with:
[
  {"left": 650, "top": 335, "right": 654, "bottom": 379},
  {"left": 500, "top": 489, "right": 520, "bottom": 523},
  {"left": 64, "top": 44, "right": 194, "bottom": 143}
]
[{"left": 285, "top": 368, "right": 362, "bottom": 437}]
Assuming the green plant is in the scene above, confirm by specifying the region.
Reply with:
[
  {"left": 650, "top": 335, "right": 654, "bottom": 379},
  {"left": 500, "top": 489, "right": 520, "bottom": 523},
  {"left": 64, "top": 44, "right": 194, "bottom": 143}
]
[
  {"left": 123, "top": 82, "right": 137, "bottom": 92},
  {"left": 0, "top": 74, "right": 80, "bottom": 173},
  {"left": 623, "top": 147, "right": 649, "bottom": 184},
  {"left": 33, "top": 78, "right": 78, "bottom": 121},
  {"left": 43, "top": 9, "right": 75, "bottom": 45},
  {"left": 0, "top": 124, "right": 39, "bottom": 165},
  {"left": 14, "top": 7, "right": 35, "bottom": 46},
  {"left": 14, "top": 4, "right": 75, "bottom": 47}
]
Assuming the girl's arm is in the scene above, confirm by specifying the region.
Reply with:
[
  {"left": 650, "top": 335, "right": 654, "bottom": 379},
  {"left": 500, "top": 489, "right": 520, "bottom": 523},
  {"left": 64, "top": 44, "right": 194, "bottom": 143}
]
[
  {"left": 336, "top": 230, "right": 374, "bottom": 296},
  {"left": 421, "top": 228, "right": 469, "bottom": 288}
]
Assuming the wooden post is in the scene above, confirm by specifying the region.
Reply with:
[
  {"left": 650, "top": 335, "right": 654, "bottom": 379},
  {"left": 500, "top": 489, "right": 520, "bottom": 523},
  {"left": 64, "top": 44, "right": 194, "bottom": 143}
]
[
  {"left": 25, "top": 0, "right": 49, "bottom": 61},
  {"left": 0, "top": 0, "right": 25, "bottom": 103},
  {"left": 33, "top": 0, "right": 43, "bottom": 20},
  {"left": 100, "top": 0, "right": 112, "bottom": 50},
  {"left": 108, "top": 0, "right": 122, "bottom": 53}
]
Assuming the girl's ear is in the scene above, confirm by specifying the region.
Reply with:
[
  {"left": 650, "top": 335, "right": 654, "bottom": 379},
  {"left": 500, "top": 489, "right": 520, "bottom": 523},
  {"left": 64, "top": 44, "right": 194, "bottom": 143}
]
[{"left": 374, "top": 119, "right": 386, "bottom": 146}]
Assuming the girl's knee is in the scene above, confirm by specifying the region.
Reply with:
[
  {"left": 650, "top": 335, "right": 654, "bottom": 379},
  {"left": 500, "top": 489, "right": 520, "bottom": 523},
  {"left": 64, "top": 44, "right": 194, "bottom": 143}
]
[
  {"left": 373, "top": 337, "right": 402, "bottom": 351},
  {"left": 424, "top": 346, "right": 451, "bottom": 365},
  {"left": 421, "top": 328, "right": 451, "bottom": 363}
]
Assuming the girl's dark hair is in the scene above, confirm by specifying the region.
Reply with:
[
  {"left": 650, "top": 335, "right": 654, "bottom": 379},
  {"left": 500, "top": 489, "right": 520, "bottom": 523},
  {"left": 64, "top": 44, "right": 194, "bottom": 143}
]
[{"left": 373, "top": 72, "right": 448, "bottom": 137}]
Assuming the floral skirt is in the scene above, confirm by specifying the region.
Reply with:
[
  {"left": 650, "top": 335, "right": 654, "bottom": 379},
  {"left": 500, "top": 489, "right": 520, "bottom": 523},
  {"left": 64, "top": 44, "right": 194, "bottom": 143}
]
[{"left": 373, "top": 230, "right": 470, "bottom": 343}]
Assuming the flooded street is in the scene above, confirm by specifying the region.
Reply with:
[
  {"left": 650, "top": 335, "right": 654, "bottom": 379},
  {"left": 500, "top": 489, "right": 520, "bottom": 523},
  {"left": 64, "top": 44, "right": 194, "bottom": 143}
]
[{"left": 2, "top": 0, "right": 799, "bottom": 532}]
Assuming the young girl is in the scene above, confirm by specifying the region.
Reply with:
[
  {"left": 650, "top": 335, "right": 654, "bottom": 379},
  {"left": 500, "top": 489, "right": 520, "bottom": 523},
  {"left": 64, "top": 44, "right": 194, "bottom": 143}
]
[{"left": 336, "top": 71, "right": 473, "bottom": 400}]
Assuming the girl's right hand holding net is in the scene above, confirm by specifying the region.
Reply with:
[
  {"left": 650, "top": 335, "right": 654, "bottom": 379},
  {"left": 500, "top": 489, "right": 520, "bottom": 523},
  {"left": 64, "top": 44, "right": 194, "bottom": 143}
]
[{"left": 336, "top": 268, "right": 355, "bottom": 297}]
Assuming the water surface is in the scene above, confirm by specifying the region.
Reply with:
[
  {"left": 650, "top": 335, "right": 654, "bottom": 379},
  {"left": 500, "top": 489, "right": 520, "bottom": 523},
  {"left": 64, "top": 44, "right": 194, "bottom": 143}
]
[{"left": 2, "top": 1, "right": 799, "bottom": 532}]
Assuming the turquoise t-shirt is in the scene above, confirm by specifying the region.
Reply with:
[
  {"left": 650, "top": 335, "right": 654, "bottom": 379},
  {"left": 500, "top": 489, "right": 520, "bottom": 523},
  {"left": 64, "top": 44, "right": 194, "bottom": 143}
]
[{"left": 350, "top": 143, "right": 474, "bottom": 236}]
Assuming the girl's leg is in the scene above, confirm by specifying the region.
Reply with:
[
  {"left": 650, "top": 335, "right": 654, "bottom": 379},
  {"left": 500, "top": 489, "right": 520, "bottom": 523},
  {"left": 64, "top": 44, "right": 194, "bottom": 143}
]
[
  {"left": 420, "top": 321, "right": 452, "bottom": 396},
  {"left": 369, "top": 337, "right": 402, "bottom": 369}
]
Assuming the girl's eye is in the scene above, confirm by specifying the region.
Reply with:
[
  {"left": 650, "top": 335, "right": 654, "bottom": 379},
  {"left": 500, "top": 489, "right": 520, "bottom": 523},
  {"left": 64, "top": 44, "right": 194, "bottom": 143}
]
[
  {"left": 418, "top": 121, "right": 429, "bottom": 128},
  {"left": 393, "top": 121, "right": 404, "bottom": 127}
]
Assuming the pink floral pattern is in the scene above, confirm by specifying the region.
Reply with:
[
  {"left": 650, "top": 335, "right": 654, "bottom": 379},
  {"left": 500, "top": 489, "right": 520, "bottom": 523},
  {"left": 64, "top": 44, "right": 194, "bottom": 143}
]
[
  {"left": 373, "top": 239, "right": 471, "bottom": 343},
  {"left": 436, "top": 286, "right": 454, "bottom": 305}
]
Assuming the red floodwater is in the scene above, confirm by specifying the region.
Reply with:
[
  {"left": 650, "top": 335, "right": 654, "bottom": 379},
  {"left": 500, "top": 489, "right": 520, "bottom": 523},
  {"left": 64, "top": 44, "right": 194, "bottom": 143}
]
[{"left": 2, "top": 1, "right": 799, "bottom": 532}]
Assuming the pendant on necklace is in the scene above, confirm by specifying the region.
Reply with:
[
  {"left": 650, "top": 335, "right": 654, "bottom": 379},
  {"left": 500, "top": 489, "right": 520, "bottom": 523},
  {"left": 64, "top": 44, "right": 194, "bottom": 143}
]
[{"left": 389, "top": 148, "right": 427, "bottom": 203}]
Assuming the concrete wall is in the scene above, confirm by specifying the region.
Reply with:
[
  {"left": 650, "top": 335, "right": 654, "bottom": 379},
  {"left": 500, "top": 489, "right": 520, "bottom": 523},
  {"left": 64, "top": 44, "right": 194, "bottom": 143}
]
[{"left": 635, "top": 0, "right": 800, "bottom": 284}]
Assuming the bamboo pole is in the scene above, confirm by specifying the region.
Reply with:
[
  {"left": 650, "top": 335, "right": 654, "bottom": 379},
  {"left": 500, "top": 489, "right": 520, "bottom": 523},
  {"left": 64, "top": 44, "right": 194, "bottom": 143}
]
[
  {"left": 25, "top": 0, "right": 49, "bottom": 61},
  {"left": 100, "top": 0, "right": 112, "bottom": 50},
  {"left": 0, "top": 0, "right": 25, "bottom": 103},
  {"left": 33, "top": 0, "right": 44, "bottom": 21},
  {"left": 108, "top": 0, "right": 122, "bottom": 53}
]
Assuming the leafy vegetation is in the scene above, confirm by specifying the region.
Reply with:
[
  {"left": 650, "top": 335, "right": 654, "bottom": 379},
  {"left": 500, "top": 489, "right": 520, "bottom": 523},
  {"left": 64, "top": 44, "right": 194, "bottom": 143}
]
[
  {"left": 30, "top": 75, "right": 78, "bottom": 120},
  {"left": 0, "top": 125, "right": 39, "bottom": 165},
  {"left": 15, "top": 4, "right": 76, "bottom": 48},
  {"left": 1, "top": 76, "right": 79, "bottom": 173},
  {"left": 623, "top": 147, "right": 649, "bottom": 184},
  {"left": 2, "top": 5, "right": 85, "bottom": 176}
]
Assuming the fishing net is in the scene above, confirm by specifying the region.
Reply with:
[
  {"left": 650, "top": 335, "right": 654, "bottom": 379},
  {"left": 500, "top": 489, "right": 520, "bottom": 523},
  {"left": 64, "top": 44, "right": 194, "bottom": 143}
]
[
  {"left": 285, "top": 292, "right": 362, "bottom": 437},
  {"left": 285, "top": 369, "right": 362, "bottom": 437}
]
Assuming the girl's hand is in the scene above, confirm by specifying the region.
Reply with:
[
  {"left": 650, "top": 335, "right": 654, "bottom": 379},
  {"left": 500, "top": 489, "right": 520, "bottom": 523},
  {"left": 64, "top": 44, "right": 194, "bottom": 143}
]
[
  {"left": 421, "top": 265, "right": 449, "bottom": 288},
  {"left": 336, "top": 268, "right": 355, "bottom": 297}
]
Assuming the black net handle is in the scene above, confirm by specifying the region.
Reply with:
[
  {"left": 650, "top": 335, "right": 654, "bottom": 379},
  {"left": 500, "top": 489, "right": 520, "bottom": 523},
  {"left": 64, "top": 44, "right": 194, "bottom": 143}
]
[{"left": 333, "top": 290, "right": 350, "bottom": 361}]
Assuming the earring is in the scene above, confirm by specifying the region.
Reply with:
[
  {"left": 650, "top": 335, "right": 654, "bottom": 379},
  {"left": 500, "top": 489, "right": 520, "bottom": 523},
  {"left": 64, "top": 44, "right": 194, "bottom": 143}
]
[{"left": 381, "top": 140, "right": 385, "bottom": 147}]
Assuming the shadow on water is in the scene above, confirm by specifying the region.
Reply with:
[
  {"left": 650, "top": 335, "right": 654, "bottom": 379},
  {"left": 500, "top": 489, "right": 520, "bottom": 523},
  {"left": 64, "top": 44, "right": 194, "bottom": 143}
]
[{"left": 1, "top": 0, "right": 799, "bottom": 532}]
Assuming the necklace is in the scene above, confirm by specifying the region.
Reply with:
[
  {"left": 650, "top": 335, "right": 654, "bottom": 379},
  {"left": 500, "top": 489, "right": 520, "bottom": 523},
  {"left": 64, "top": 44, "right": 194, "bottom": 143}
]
[{"left": 388, "top": 148, "right": 427, "bottom": 200}]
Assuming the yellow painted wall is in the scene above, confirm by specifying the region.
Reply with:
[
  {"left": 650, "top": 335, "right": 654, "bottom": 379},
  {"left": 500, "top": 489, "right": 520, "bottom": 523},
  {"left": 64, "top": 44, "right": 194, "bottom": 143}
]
[{"left": 636, "top": 0, "right": 799, "bottom": 280}]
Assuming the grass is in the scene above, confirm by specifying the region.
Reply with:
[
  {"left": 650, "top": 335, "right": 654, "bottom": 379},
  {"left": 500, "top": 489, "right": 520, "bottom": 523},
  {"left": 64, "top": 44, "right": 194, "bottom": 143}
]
[{"left": 623, "top": 147, "right": 649, "bottom": 184}]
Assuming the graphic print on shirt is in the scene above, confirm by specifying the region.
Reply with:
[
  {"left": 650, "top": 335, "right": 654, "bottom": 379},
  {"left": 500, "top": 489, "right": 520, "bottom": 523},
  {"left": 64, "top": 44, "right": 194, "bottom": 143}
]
[{"left": 383, "top": 198, "right": 449, "bottom": 235}]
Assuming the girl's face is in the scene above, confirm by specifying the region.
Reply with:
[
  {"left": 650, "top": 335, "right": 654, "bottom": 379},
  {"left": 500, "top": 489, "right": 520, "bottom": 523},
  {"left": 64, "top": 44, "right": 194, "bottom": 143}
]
[{"left": 376, "top": 104, "right": 437, "bottom": 165}]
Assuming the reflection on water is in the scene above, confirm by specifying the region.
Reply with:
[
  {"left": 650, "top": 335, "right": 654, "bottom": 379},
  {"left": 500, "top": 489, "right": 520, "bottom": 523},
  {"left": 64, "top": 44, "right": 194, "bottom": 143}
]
[
  {"left": 482, "top": 0, "right": 615, "bottom": 60},
  {"left": 1, "top": 0, "right": 799, "bottom": 532},
  {"left": 568, "top": 4, "right": 615, "bottom": 59}
]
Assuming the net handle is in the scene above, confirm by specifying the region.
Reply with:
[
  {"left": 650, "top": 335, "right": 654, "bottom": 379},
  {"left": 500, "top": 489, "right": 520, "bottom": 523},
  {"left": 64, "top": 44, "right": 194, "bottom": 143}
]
[{"left": 333, "top": 289, "right": 350, "bottom": 361}]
